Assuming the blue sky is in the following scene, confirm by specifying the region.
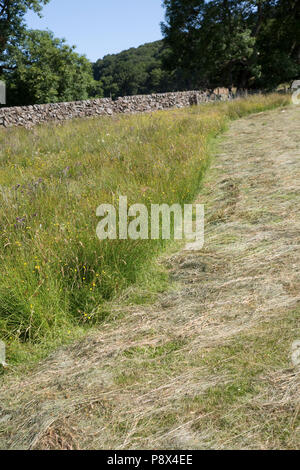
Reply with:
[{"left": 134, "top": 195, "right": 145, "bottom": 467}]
[{"left": 26, "top": 0, "right": 165, "bottom": 62}]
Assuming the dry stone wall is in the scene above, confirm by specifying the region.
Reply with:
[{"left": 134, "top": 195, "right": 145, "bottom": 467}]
[{"left": 0, "top": 89, "right": 231, "bottom": 129}]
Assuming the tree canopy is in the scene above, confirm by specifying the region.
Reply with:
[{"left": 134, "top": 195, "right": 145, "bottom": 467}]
[
  {"left": 93, "top": 41, "right": 178, "bottom": 98},
  {"left": 4, "top": 29, "right": 100, "bottom": 106}
]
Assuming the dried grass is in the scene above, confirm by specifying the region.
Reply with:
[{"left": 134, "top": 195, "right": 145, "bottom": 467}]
[{"left": 0, "top": 104, "right": 299, "bottom": 450}]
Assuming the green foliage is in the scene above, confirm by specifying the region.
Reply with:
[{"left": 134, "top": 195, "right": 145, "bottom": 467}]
[
  {"left": 0, "top": 93, "right": 289, "bottom": 362},
  {"left": 162, "top": 0, "right": 300, "bottom": 89},
  {"left": 92, "top": 0, "right": 300, "bottom": 95},
  {"left": 0, "top": 1, "right": 101, "bottom": 106},
  {"left": 0, "top": 0, "right": 50, "bottom": 69},
  {"left": 93, "top": 41, "right": 177, "bottom": 98},
  {"left": 4, "top": 29, "right": 100, "bottom": 105},
  {"left": 255, "top": 0, "right": 300, "bottom": 88},
  {"left": 1, "top": 0, "right": 299, "bottom": 105}
]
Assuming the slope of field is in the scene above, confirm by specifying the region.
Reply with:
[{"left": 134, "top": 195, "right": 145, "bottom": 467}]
[
  {"left": 0, "top": 95, "right": 288, "bottom": 365},
  {"left": 0, "top": 102, "right": 299, "bottom": 450}
]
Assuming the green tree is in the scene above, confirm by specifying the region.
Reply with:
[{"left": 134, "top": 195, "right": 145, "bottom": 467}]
[
  {"left": 4, "top": 29, "right": 99, "bottom": 105},
  {"left": 0, "top": 0, "right": 50, "bottom": 74}
]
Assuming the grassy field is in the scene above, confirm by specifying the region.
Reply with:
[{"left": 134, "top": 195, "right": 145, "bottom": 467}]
[{"left": 0, "top": 94, "right": 290, "bottom": 364}]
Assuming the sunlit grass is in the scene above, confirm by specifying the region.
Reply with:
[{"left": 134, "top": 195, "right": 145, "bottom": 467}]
[{"left": 0, "top": 93, "right": 290, "bottom": 363}]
